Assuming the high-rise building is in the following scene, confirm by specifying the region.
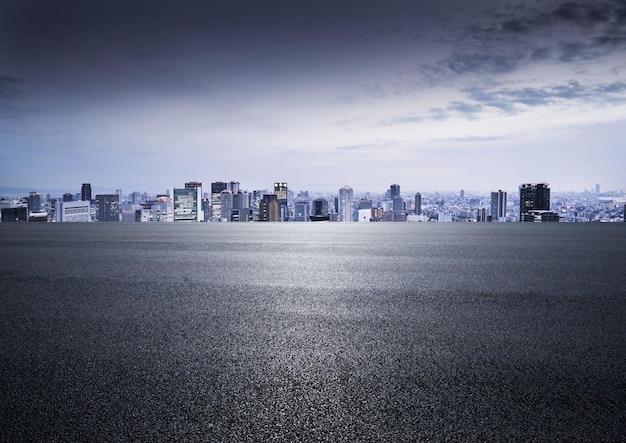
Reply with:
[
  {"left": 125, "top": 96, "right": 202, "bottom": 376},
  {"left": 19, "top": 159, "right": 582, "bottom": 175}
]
[
  {"left": 389, "top": 184, "right": 400, "bottom": 199},
  {"left": 519, "top": 183, "right": 558, "bottom": 222},
  {"left": 95, "top": 194, "right": 120, "bottom": 222},
  {"left": 211, "top": 181, "right": 228, "bottom": 221},
  {"left": 220, "top": 189, "right": 233, "bottom": 221},
  {"left": 274, "top": 182, "right": 289, "bottom": 221},
  {"left": 310, "top": 198, "right": 329, "bottom": 221},
  {"left": 81, "top": 183, "right": 92, "bottom": 202},
  {"left": 259, "top": 194, "right": 280, "bottom": 222},
  {"left": 28, "top": 192, "right": 42, "bottom": 213},
  {"left": 63, "top": 193, "right": 74, "bottom": 202},
  {"left": 293, "top": 200, "right": 310, "bottom": 222},
  {"left": 490, "top": 190, "right": 507, "bottom": 222},
  {"left": 173, "top": 182, "right": 202, "bottom": 222},
  {"left": 338, "top": 185, "right": 353, "bottom": 222},
  {"left": 414, "top": 193, "right": 422, "bottom": 215}
]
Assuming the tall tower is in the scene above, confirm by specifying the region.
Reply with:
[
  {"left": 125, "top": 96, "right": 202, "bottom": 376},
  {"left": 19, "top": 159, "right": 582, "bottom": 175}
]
[
  {"left": 490, "top": 190, "right": 507, "bottom": 222},
  {"left": 28, "top": 192, "right": 42, "bottom": 213},
  {"left": 211, "top": 181, "right": 228, "bottom": 221},
  {"left": 259, "top": 194, "right": 280, "bottom": 222},
  {"left": 414, "top": 193, "right": 422, "bottom": 215},
  {"left": 173, "top": 182, "right": 202, "bottom": 222},
  {"left": 81, "top": 183, "right": 92, "bottom": 202},
  {"left": 338, "top": 185, "right": 353, "bottom": 222},
  {"left": 274, "top": 182, "right": 289, "bottom": 221},
  {"left": 519, "top": 183, "right": 550, "bottom": 222}
]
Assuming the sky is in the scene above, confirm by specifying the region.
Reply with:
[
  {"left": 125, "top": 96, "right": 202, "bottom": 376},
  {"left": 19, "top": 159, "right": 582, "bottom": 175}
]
[{"left": 1, "top": 0, "right": 625, "bottom": 195}]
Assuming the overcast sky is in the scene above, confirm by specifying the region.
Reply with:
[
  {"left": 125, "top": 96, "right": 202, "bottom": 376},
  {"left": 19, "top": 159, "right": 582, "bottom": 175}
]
[{"left": 1, "top": 0, "right": 625, "bottom": 195}]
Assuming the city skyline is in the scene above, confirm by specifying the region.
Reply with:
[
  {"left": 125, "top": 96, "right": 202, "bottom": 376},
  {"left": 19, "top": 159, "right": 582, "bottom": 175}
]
[{"left": 1, "top": 0, "right": 625, "bottom": 192}]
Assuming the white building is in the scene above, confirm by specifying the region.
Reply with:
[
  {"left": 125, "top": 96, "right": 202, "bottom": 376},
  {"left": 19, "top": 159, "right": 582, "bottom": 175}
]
[{"left": 56, "top": 200, "right": 91, "bottom": 222}]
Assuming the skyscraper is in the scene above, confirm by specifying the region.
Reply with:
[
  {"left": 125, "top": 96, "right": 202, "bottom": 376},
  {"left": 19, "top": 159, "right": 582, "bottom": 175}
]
[
  {"left": 338, "top": 185, "right": 353, "bottom": 222},
  {"left": 81, "top": 183, "right": 92, "bottom": 202},
  {"left": 310, "top": 198, "right": 329, "bottom": 221},
  {"left": 95, "top": 194, "right": 120, "bottom": 222},
  {"left": 28, "top": 192, "right": 42, "bottom": 213},
  {"left": 519, "top": 183, "right": 556, "bottom": 222},
  {"left": 415, "top": 193, "right": 422, "bottom": 215},
  {"left": 173, "top": 182, "right": 202, "bottom": 222},
  {"left": 211, "top": 181, "right": 228, "bottom": 221},
  {"left": 259, "top": 194, "right": 280, "bottom": 222},
  {"left": 490, "top": 190, "right": 507, "bottom": 222},
  {"left": 274, "top": 182, "right": 289, "bottom": 221}
]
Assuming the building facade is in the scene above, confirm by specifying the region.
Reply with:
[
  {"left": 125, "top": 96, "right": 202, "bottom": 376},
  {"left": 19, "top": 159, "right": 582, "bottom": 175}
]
[
  {"left": 95, "top": 194, "right": 120, "bottom": 222},
  {"left": 490, "top": 190, "right": 507, "bottom": 222},
  {"left": 56, "top": 200, "right": 91, "bottom": 222},
  {"left": 338, "top": 185, "right": 353, "bottom": 222},
  {"left": 259, "top": 194, "right": 280, "bottom": 222}
]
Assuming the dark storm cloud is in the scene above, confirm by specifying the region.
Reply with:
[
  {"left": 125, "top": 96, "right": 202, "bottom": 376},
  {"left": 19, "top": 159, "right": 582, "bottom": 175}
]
[
  {"left": 0, "top": 74, "right": 24, "bottom": 118},
  {"left": 420, "top": 0, "right": 626, "bottom": 84}
]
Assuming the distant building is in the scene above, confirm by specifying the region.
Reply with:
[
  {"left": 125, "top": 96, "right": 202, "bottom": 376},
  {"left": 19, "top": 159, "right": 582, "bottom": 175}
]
[
  {"left": 490, "top": 190, "right": 507, "bottom": 222},
  {"left": 519, "top": 183, "right": 559, "bottom": 222},
  {"left": 338, "top": 185, "right": 353, "bottom": 222},
  {"left": 415, "top": 193, "right": 422, "bottom": 215},
  {"left": 259, "top": 194, "right": 280, "bottom": 222},
  {"left": 358, "top": 209, "right": 371, "bottom": 222},
  {"left": 63, "top": 193, "right": 74, "bottom": 202},
  {"left": 310, "top": 198, "right": 329, "bottom": 221},
  {"left": 56, "top": 200, "right": 91, "bottom": 222},
  {"left": 274, "top": 182, "right": 289, "bottom": 221},
  {"left": 137, "top": 196, "right": 173, "bottom": 222},
  {"left": 28, "top": 192, "right": 42, "bottom": 213},
  {"left": 81, "top": 183, "right": 92, "bottom": 202},
  {"left": 1, "top": 206, "right": 28, "bottom": 222},
  {"left": 293, "top": 200, "right": 310, "bottom": 222},
  {"left": 211, "top": 181, "right": 228, "bottom": 221},
  {"left": 95, "top": 194, "right": 120, "bottom": 222},
  {"left": 173, "top": 182, "right": 202, "bottom": 222}
]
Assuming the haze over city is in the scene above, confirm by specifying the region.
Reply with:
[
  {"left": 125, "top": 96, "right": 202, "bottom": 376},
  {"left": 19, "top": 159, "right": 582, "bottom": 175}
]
[{"left": 1, "top": 0, "right": 625, "bottom": 193}]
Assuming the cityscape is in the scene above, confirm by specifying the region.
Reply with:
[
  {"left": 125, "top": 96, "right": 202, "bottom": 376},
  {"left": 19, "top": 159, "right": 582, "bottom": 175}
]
[{"left": 1, "top": 180, "right": 625, "bottom": 223}]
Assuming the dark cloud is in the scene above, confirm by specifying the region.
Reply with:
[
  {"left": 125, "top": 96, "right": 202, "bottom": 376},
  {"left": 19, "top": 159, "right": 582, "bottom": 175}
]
[
  {"left": 437, "top": 0, "right": 626, "bottom": 78},
  {"left": 0, "top": 74, "right": 24, "bottom": 118}
]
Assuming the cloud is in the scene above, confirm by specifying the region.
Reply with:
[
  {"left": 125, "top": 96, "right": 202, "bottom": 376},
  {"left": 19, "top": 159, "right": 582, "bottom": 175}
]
[
  {"left": 377, "top": 114, "right": 422, "bottom": 126},
  {"left": 463, "top": 80, "right": 626, "bottom": 114},
  {"left": 0, "top": 74, "right": 24, "bottom": 118},
  {"left": 420, "top": 0, "right": 626, "bottom": 84}
]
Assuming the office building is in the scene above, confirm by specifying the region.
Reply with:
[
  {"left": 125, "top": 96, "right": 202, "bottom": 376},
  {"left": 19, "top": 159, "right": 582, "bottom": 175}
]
[
  {"left": 259, "top": 194, "right": 280, "bottom": 222},
  {"left": 28, "top": 192, "right": 43, "bottom": 213},
  {"left": 293, "top": 200, "right": 310, "bottom": 222},
  {"left": 274, "top": 182, "right": 289, "bottom": 221},
  {"left": 95, "top": 194, "right": 120, "bottom": 222},
  {"left": 81, "top": 183, "right": 92, "bottom": 202},
  {"left": 519, "top": 183, "right": 558, "bottom": 222},
  {"left": 173, "top": 183, "right": 202, "bottom": 222},
  {"left": 415, "top": 193, "right": 422, "bottom": 215},
  {"left": 137, "top": 196, "right": 173, "bottom": 222},
  {"left": 310, "top": 198, "right": 329, "bottom": 221},
  {"left": 211, "top": 181, "right": 228, "bottom": 221},
  {"left": 56, "top": 200, "right": 91, "bottom": 222},
  {"left": 338, "top": 185, "right": 353, "bottom": 222},
  {"left": 389, "top": 184, "right": 403, "bottom": 212},
  {"left": 63, "top": 193, "right": 74, "bottom": 202},
  {"left": 490, "top": 190, "right": 507, "bottom": 222}
]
